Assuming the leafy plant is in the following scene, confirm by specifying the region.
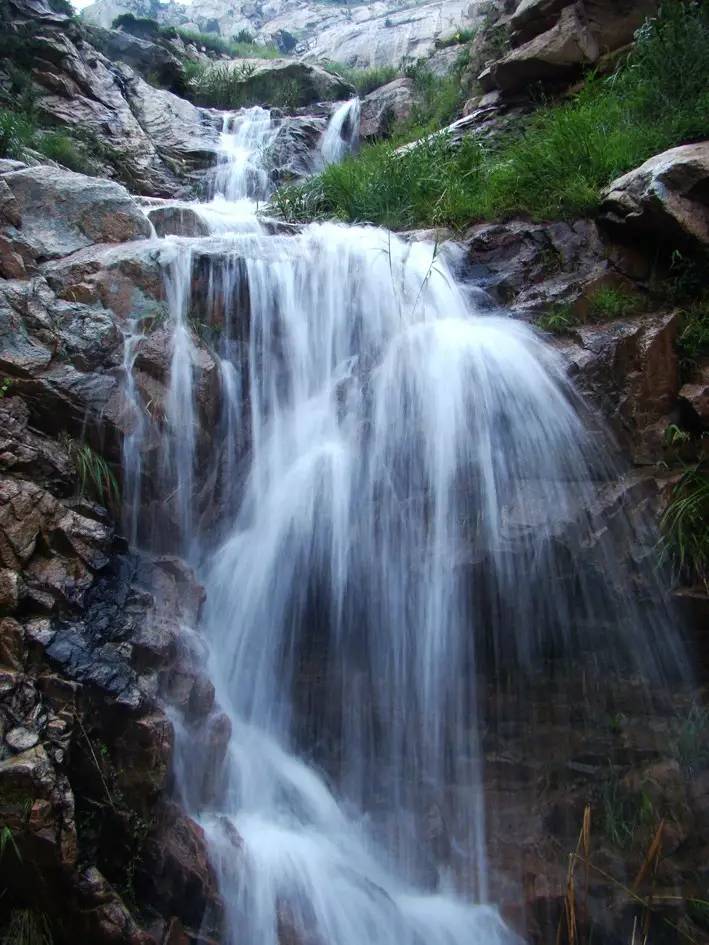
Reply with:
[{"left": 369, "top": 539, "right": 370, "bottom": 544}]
[
  {"left": 72, "top": 443, "right": 120, "bottom": 511},
  {"left": 661, "top": 463, "right": 709, "bottom": 588},
  {"left": 586, "top": 285, "right": 644, "bottom": 320}
]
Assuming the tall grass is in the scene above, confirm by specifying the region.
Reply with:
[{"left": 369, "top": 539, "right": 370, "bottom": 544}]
[
  {"left": 175, "top": 27, "right": 279, "bottom": 59},
  {"left": 273, "top": 1, "right": 709, "bottom": 228},
  {"left": 323, "top": 62, "right": 399, "bottom": 96},
  {"left": 187, "top": 61, "right": 304, "bottom": 108},
  {"left": 661, "top": 463, "right": 709, "bottom": 589}
]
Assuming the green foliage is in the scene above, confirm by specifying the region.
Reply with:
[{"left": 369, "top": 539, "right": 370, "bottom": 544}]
[
  {"left": 233, "top": 28, "right": 255, "bottom": 44},
  {"left": 661, "top": 463, "right": 709, "bottom": 588},
  {"left": 535, "top": 306, "right": 576, "bottom": 334},
  {"left": 601, "top": 770, "right": 656, "bottom": 850},
  {"left": 273, "top": 2, "right": 709, "bottom": 228},
  {"left": 0, "top": 109, "right": 35, "bottom": 159},
  {"left": 401, "top": 57, "right": 467, "bottom": 136},
  {"left": 323, "top": 62, "right": 399, "bottom": 96},
  {"left": 188, "top": 61, "right": 306, "bottom": 108},
  {"left": 674, "top": 704, "right": 709, "bottom": 773},
  {"left": 72, "top": 443, "right": 120, "bottom": 511},
  {"left": 175, "top": 27, "right": 279, "bottom": 59},
  {"left": 586, "top": 285, "right": 644, "bottom": 320},
  {"left": 434, "top": 27, "right": 476, "bottom": 49},
  {"left": 0, "top": 911, "right": 52, "bottom": 945},
  {"left": 0, "top": 825, "right": 20, "bottom": 862},
  {"left": 677, "top": 302, "right": 709, "bottom": 374},
  {"left": 35, "top": 131, "right": 94, "bottom": 174}
]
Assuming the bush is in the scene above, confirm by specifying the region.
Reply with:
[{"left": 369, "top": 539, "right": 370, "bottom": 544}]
[
  {"left": 273, "top": 1, "right": 709, "bottom": 228},
  {"left": 35, "top": 131, "right": 94, "bottom": 174},
  {"left": 0, "top": 108, "right": 35, "bottom": 159},
  {"left": 323, "top": 62, "right": 399, "bottom": 96}
]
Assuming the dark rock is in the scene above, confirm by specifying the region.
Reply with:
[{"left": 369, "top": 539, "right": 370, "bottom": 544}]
[{"left": 360, "top": 78, "right": 415, "bottom": 140}]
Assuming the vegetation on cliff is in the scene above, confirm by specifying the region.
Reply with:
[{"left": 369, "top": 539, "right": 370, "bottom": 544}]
[{"left": 273, "top": 1, "right": 709, "bottom": 228}]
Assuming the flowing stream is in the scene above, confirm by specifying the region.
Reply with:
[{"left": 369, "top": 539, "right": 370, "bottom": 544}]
[{"left": 127, "top": 104, "right": 688, "bottom": 945}]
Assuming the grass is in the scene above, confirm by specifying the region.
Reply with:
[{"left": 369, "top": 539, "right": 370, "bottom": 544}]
[
  {"left": 0, "top": 911, "right": 53, "bottom": 945},
  {"left": 174, "top": 27, "right": 279, "bottom": 59},
  {"left": 0, "top": 110, "right": 34, "bottom": 159},
  {"left": 272, "top": 1, "right": 709, "bottom": 229},
  {"left": 434, "top": 26, "right": 476, "bottom": 49},
  {"left": 674, "top": 704, "right": 709, "bottom": 774},
  {"left": 661, "top": 463, "right": 709, "bottom": 589},
  {"left": 586, "top": 286, "right": 644, "bottom": 320},
  {"left": 72, "top": 443, "right": 120, "bottom": 511},
  {"left": 323, "top": 62, "right": 399, "bottom": 96}
]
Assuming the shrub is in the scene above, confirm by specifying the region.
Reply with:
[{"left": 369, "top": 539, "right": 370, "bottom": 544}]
[
  {"left": 323, "top": 62, "right": 399, "bottom": 96},
  {"left": 35, "top": 131, "right": 94, "bottom": 174},
  {"left": 661, "top": 463, "right": 709, "bottom": 589},
  {"left": 273, "top": 1, "right": 709, "bottom": 229},
  {"left": 0, "top": 108, "right": 35, "bottom": 159},
  {"left": 586, "top": 286, "right": 644, "bottom": 320}
]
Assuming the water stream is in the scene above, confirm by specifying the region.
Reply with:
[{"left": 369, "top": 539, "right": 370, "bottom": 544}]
[{"left": 127, "top": 104, "right": 688, "bottom": 945}]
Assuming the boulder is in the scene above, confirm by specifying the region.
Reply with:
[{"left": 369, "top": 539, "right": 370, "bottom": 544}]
[
  {"left": 144, "top": 204, "right": 211, "bottom": 238},
  {"left": 601, "top": 143, "right": 709, "bottom": 252},
  {"left": 193, "top": 59, "right": 354, "bottom": 108},
  {"left": 679, "top": 361, "right": 709, "bottom": 427},
  {"left": 85, "top": 24, "right": 187, "bottom": 91},
  {"left": 360, "top": 78, "right": 415, "bottom": 140},
  {"left": 2, "top": 166, "right": 151, "bottom": 261},
  {"left": 489, "top": 0, "right": 659, "bottom": 93}
]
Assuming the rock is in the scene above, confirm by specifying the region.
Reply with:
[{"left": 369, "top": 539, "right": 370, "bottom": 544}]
[
  {"left": 5, "top": 725, "right": 40, "bottom": 751},
  {"left": 555, "top": 311, "right": 680, "bottom": 462},
  {"left": 601, "top": 143, "right": 709, "bottom": 252},
  {"left": 0, "top": 744, "right": 77, "bottom": 873},
  {"left": 463, "top": 218, "right": 611, "bottom": 313},
  {"left": 0, "top": 397, "right": 75, "bottom": 494},
  {"left": 490, "top": 0, "right": 660, "bottom": 94},
  {"left": 359, "top": 78, "right": 415, "bottom": 140},
  {"left": 145, "top": 204, "right": 211, "bottom": 238},
  {"left": 679, "top": 361, "right": 709, "bottom": 427},
  {"left": 193, "top": 58, "right": 354, "bottom": 108},
  {"left": 86, "top": 23, "right": 187, "bottom": 91},
  {"left": 3, "top": 166, "right": 151, "bottom": 261},
  {"left": 0, "top": 616, "right": 24, "bottom": 669}
]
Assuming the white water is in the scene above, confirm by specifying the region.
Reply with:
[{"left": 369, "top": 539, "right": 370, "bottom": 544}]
[
  {"left": 125, "top": 105, "right": 687, "bottom": 945},
  {"left": 321, "top": 97, "right": 361, "bottom": 165}
]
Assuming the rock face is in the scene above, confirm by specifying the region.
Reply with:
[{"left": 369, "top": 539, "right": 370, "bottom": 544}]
[
  {"left": 601, "top": 143, "right": 709, "bottom": 252},
  {"left": 484, "top": 0, "right": 660, "bottom": 95},
  {"left": 0, "top": 162, "right": 226, "bottom": 944},
  {"left": 81, "top": 0, "right": 483, "bottom": 69},
  {"left": 359, "top": 78, "right": 416, "bottom": 140},
  {"left": 0, "top": 0, "right": 220, "bottom": 197}
]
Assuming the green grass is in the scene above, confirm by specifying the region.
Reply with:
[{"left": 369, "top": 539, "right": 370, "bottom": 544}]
[
  {"left": 586, "top": 286, "right": 644, "bottom": 320},
  {"left": 434, "top": 26, "right": 476, "bottom": 49},
  {"left": 73, "top": 443, "right": 120, "bottom": 511},
  {"left": 0, "top": 109, "right": 35, "bottom": 159},
  {"left": 661, "top": 463, "right": 709, "bottom": 589},
  {"left": 186, "top": 61, "right": 305, "bottom": 108},
  {"left": 35, "top": 131, "right": 95, "bottom": 174},
  {"left": 273, "top": 1, "right": 709, "bottom": 228},
  {"left": 323, "top": 62, "right": 399, "bottom": 96},
  {"left": 175, "top": 27, "right": 279, "bottom": 59}
]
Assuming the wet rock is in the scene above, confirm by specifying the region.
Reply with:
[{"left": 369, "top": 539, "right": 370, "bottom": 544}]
[
  {"left": 555, "top": 311, "right": 680, "bottom": 462},
  {"left": 0, "top": 617, "right": 24, "bottom": 670},
  {"left": 76, "top": 866, "right": 157, "bottom": 945},
  {"left": 141, "top": 801, "right": 223, "bottom": 938},
  {"left": 2, "top": 166, "right": 151, "bottom": 261},
  {"left": 359, "top": 79, "right": 415, "bottom": 140},
  {"left": 0, "top": 397, "right": 75, "bottom": 495},
  {"left": 601, "top": 143, "right": 709, "bottom": 253},
  {"left": 145, "top": 205, "right": 211, "bottom": 239}
]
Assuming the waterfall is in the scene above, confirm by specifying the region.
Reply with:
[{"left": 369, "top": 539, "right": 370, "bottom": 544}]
[
  {"left": 321, "top": 98, "right": 361, "bottom": 165},
  {"left": 129, "top": 102, "right": 689, "bottom": 945}
]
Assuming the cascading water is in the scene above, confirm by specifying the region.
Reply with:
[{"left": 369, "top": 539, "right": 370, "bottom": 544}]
[
  {"left": 321, "top": 98, "right": 361, "bottom": 165},
  {"left": 128, "top": 102, "right": 690, "bottom": 945}
]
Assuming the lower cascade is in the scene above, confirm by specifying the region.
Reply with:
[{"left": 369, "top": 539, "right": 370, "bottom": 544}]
[{"left": 122, "top": 106, "right": 690, "bottom": 945}]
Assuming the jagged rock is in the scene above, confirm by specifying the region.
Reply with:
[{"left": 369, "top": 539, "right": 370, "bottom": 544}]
[
  {"left": 359, "top": 79, "right": 415, "bottom": 140},
  {"left": 0, "top": 397, "right": 76, "bottom": 494},
  {"left": 488, "top": 0, "right": 659, "bottom": 93},
  {"left": 76, "top": 867, "right": 157, "bottom": 945},
  {"left": 0, "top": 744, "right": 77, "bottom": 873},
  {"left": 2, "top": 166, "right": 151, "bottom": 261},
  {"left": 555, "top": 311, "right": 680, "bottom": 462},
  {"left": 141, "top": 800, "right": 223, "bottom": 938},
  {"left": 86, "top": 24, "right": 187, "bottom": 91},
  {"left": 463, "top": 218, "right": 611, "bottom": 313},
  {"left": 601, "top": 143, "right": 709, "bottom": 252}
]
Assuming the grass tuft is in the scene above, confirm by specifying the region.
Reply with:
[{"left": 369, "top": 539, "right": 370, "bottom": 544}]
[
  {"left": 72, "top": 443, "right": 120, "bottom": 511},
  {"left": 661, "top": 463, "right": 709, "bottom": 589}
]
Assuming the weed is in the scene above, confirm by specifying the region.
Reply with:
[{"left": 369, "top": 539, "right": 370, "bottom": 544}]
[
  {"left": 0, "top": 825, "right": 20, "bottom": 862},
  {"left": 323, "top": 61, "right": 399, "bottom": 96},
  {"left": 587, "top": 286, "right": 644, "bottom": 320},
  {"left": 0, "top": 377, "right": 13, "bottom": 398},
  {"left": 661, "top": 463, "right": 709, "bottom": 588},
  {"left": 536, "top": 305, "right": 577, "bottom": 334},
  {"left": 175, "top": 27, "right": 279, "bottom": 59},
  {"left": 35, "top": 132, "right": 94, "bottom": 174},
  {"left": 674, "top": 703, "right": 709, "bottom": 774},
  {"left": 601, "top": 769, "right": 655, "bottom": 850},
  {"left": 0, "top": 911, "right": 53, "bottom": 945},
  {"left": 0, "top": 109, "right": 35, "bottom": 159},
  {"left": 72, "top": 443, "right": 120, "bottom": 511}
]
